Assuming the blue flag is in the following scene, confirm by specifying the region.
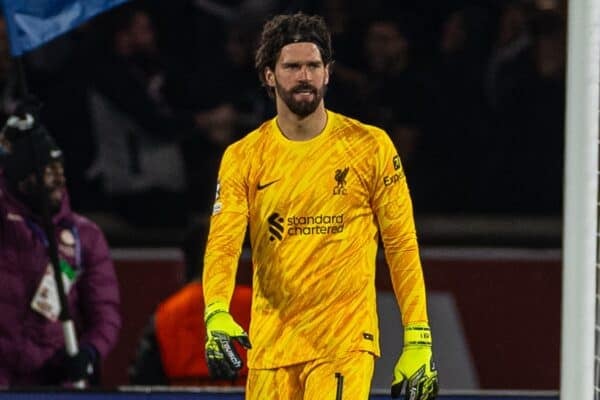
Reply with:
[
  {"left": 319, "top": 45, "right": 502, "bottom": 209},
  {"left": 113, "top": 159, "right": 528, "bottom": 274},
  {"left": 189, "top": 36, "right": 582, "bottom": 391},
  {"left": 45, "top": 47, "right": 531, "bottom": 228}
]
[{"left": 1, "top": 0, "right": 129, "bottom": 56}]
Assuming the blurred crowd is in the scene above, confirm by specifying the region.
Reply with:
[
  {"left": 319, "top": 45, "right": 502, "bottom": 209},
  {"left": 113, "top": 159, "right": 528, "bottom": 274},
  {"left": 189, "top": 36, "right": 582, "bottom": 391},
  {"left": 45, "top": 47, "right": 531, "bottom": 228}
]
[{"left": 0, "top": 0, "right": 567, "bottom": 230}]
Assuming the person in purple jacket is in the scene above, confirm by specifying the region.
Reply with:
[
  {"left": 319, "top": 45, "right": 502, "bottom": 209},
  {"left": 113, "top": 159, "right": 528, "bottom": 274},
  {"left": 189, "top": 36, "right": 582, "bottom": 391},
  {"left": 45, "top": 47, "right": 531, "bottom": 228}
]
[{"left": 0, "top": 113, "right": 121, "bottom": 387}]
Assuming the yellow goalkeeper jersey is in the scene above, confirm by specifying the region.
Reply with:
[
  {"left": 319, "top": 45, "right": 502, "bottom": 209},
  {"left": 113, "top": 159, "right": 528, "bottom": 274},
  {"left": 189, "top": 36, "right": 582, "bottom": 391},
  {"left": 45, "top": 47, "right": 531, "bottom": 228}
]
[{"left": 203, "top": 110, "right": 428, "bottom": 369}]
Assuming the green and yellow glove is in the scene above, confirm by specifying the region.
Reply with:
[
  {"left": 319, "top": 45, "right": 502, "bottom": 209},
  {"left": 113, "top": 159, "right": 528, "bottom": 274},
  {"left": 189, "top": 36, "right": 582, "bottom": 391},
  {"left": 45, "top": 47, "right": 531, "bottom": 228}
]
[
  {"left": 204, "top": 301, "right": 252, "bottom": 380},
  {"left": 391, "top": 323, "right": 439, "bottom": 399}
]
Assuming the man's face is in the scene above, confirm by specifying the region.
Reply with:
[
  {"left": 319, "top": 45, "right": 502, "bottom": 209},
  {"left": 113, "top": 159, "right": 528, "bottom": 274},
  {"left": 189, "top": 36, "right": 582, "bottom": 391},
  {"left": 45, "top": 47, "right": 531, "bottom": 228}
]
[
  {"left": 365, "top": 22, "right": 407, "bottom": 72},
  {"left": 18, "top": 161, "right": 66, "bottom": 214},
  {"left": 266, "top": 42, "right": 329, "bottom": 118},
  {"left": 129, "top": 11, "right": 157, "bottom": 57}
]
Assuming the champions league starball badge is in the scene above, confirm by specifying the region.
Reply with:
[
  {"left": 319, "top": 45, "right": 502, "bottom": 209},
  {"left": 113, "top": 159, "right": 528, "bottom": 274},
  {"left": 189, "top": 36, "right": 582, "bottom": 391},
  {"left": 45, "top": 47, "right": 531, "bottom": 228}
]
[{"left": 212, "top": 180, "right": 222, "bottom": 215}]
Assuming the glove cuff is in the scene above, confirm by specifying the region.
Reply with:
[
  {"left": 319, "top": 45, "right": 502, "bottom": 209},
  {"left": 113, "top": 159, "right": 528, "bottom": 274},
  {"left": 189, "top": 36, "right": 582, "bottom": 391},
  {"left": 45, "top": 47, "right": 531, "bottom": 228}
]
[
  {"left": 205, "top": 300, "right": 229, "bottom": 323},
  {"left": 404, "top": 323, "right": 432, "bottom": 346},
  {"left": 79, "top": 344, "right": 98, "bottom": 363}
]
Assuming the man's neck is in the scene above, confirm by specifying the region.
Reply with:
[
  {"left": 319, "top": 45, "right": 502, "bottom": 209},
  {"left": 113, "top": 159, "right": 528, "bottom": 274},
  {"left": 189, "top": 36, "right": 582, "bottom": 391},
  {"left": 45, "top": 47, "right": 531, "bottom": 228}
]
[{"left": 276, "top": 102, "right": 328, "bottom": 141}]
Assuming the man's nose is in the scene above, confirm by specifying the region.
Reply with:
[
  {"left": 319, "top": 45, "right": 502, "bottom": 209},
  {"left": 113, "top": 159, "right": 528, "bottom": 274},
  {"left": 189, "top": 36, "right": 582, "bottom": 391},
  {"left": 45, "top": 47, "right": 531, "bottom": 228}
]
[
  {"left": 45, "top": 166, "right": 65, "bottom": 186},
  {"left": 46, "top": 173, "right": 62, "bottom": 187},
  {"left": 298, "top": 65, "right": 311, "bottom": 80}
]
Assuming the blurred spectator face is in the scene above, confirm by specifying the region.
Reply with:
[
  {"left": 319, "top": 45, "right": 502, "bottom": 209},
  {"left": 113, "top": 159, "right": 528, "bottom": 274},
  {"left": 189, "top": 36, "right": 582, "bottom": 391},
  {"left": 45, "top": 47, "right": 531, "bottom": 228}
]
[
  {"left": 129, "top": 11, "right": 157, "bottom": 55},
  {"left": 441, "top": 11, "right": 467, "bottom": 54},
  {"left": 18, "top": 161, "right": 66, "bottom": 214},
  {"left": 226, "top": 31, "right": 246, "bottom": 66},
  {"left": 498, "top": 4, "right": 529, "bottom": 47},
  {"left": 226, "top": 27, "right": 254, "bottom": 67},
  {"left": 535, "top": 0, "right": 559, "bottom": 10},
  {"left": 322, "top": 0, "right": 350, "bottom": 34},
  {"left": 115, "top": 10, "right": 157, "bottom": 57},
  {"left": 0, "top": 18, "right": 11, "bottom": 79},
  {"left": 532, "top": 11, "right": 565, "bottom": 79},
  {"left": 535, "top": 33, "right": 565, "bottom": 78},
  {"left": 265, "top": 42, "right": 329, "bottom": 118},
  {"left": 365, "top": 21, "right": 408, "bottom": 73}
]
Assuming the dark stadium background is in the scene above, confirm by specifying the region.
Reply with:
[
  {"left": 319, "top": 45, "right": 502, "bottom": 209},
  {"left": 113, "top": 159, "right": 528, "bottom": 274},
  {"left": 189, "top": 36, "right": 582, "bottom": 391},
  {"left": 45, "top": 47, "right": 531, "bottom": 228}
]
[{"left": 0, "top": 0, "right": 566, "bottom": 396}]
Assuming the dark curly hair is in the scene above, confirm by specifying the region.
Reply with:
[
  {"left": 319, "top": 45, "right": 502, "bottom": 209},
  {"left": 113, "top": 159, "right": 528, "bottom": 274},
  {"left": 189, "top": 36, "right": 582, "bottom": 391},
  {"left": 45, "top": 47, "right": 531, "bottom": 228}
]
[{"left": 255, "top": 12, "right": 333, "bottom": 97}]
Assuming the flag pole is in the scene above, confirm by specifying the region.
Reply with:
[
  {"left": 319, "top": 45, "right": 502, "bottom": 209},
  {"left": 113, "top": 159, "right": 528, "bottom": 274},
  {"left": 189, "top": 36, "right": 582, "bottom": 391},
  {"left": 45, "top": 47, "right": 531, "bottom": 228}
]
[{"left": 14, "top": 56, "right": 86, "bottom": 389}]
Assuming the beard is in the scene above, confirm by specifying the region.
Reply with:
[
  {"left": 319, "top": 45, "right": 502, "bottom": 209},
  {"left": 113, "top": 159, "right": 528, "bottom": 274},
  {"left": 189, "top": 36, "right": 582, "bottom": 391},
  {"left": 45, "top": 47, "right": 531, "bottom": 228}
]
[
  {"left": 275, "top": 80, "right": 327, "bottom": 118},
  {"left": 15, "top": 177, "right": 65, "bottom": 216}
]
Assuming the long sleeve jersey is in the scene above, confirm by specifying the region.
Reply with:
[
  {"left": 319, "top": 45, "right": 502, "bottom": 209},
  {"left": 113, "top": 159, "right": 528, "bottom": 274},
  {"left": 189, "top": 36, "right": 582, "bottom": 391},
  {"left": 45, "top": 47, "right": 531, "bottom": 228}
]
[{"left": 203, "top": 110, "right": 428, "bottom": 369}]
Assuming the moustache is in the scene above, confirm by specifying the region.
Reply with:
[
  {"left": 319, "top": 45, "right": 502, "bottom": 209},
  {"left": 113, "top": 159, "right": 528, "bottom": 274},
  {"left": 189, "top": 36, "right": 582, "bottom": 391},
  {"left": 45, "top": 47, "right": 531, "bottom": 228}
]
[
  {"left": 47, "top": 182, "right": 65, "bottom": 193},
  {"left": 292, "top": 84, "right": 317, "bottom": 94}
]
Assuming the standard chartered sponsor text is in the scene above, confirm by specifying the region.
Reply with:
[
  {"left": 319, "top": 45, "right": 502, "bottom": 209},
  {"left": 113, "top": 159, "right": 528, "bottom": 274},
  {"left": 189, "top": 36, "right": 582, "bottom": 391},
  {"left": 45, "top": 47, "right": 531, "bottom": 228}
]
[{"left": 286, "top": 214, "right": 344, "bottom": 235}]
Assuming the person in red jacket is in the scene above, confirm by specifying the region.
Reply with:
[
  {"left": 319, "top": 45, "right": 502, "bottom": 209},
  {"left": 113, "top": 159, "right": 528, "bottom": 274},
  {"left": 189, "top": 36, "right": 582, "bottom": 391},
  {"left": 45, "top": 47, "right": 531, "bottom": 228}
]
[{"left": 129, "top": 222, "right": 251, "bottom": 386}]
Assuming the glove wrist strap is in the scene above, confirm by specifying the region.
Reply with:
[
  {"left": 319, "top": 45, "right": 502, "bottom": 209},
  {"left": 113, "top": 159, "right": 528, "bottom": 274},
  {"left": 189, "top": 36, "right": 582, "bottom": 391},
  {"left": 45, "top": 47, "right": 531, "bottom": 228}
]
[
  {"left": 404, "top": 323, "right": 432, "bottom": 346},
  {"left": 205, "top": 300, "right": 229, "bottom": 323}
]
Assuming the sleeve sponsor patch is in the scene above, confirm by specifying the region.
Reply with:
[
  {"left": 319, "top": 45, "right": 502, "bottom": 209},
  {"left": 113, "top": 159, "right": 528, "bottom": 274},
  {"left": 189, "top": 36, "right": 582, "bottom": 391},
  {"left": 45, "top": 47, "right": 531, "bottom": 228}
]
[
  {"left": 393, "top": 155, "right": 401, "bottom": 171},
  {"left": 383, "top": 155, "right": 404, "bottom": 186}
]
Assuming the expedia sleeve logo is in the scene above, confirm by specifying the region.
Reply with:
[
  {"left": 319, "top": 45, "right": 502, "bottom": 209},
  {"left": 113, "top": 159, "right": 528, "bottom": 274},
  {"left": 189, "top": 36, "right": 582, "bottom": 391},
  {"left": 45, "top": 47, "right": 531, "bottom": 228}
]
[{"left": 383, "top": 155, "right": 403, "bottom": 186}]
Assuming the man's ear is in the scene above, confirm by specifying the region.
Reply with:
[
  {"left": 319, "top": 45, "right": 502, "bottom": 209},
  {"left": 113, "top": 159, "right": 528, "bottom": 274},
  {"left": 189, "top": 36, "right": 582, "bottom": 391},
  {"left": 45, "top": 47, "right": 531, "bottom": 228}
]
[
  {"left": 265, "top": 67, "right": 275, "bottom": 88},
  {"left": 0, "top": 132, "right": 13, "bottom": 153}
]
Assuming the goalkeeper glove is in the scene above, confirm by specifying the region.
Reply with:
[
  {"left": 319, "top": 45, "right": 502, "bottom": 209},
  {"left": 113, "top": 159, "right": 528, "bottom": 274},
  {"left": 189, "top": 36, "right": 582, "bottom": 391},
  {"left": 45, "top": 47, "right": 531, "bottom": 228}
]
[
  {"left": 204, "top": 301, "right": 251, "bottom": 380},
  {"left": 391, "top": 323, "right": 439, "bottom": 400}
]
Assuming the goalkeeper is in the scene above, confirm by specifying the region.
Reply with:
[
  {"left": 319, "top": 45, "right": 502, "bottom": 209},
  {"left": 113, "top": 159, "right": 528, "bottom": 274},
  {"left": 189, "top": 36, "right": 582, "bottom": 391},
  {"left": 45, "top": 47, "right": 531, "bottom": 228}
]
[{"left": 202, "top": 12, "right": 438, "bottom": 400}]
